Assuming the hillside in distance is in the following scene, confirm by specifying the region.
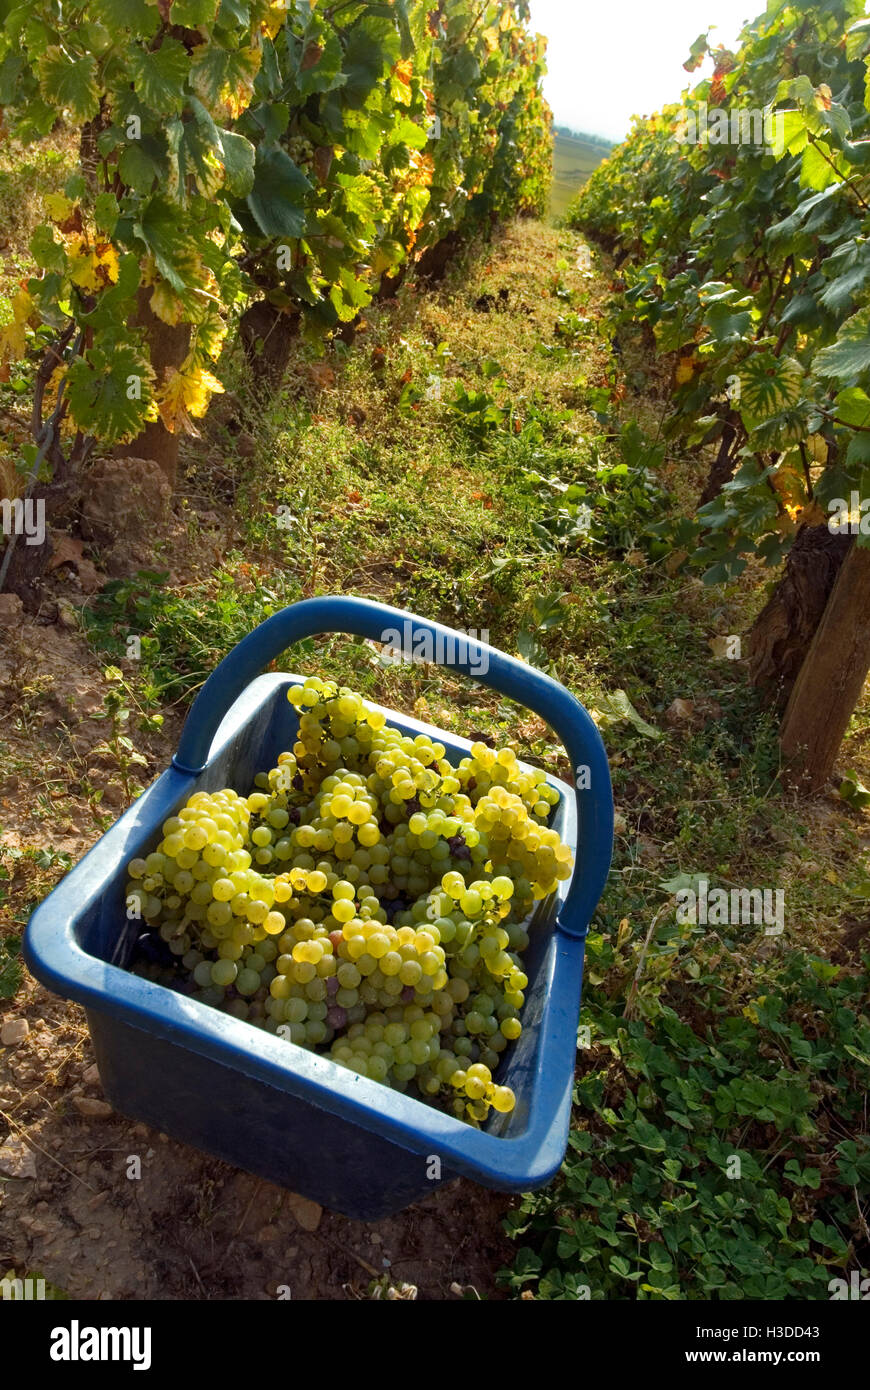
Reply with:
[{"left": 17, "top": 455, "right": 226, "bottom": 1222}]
[{"left": 550, "top": 130, "right": 612, "bottom": 220}]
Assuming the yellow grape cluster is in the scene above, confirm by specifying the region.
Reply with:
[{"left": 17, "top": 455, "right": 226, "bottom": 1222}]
[
  {"left": 475, "top": 786, "right": 574, "bottom": 901},
  {"left": 460, "top": 741, "right": 560, "bottom": 818},
  {"left": 127, "top": 676, "right": 575, "bottom": 1128}
]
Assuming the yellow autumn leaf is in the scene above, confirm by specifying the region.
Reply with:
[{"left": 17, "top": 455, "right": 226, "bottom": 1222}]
[
  {"left": 94, "top": 241, "right": 120, "bottom": 284},
  {"left": 44, "top": 365, "right": 77, "bottom": 436},
  {"left": 68, "top": 249, "right": 100, "bottom": 291},
  {"left": 261, "top": 0, "right": 290, "bottom": 39},
  {"left": 66, "top": 235, "right": 119, "bottom": 291},
  {"left": 150, "top": 280, "right": 186, "bottom": 327},
  {"left": 0, "top": 289, "right": 35, "bottom": 364},
  {"left": 44, "top": 193, "right": 75, "bottom": 223},
  {"left": 192, "top": 308, "right": 228, "bottom": 362},
  {"left": 795, "top": 501, "right": 828, "bottom": 527},
  {"left": 0, "top": 321, "right": 27, "bottom": 364},
  {"left": 675, "top": 357, "right": 694, "bottom": 384},
  {"left": 139, "top": 254, "right": 159, "bottom": 289},
  {"left": 223, "top": 49, "right": 261, "bottom": 119},
  {"left": 392, "top": 58, "right": 414, "bottom": 105},
  {"left": 157, "top": 363, "right": 224, "bottom": 435},
  {"left": 771, "top": 454, "right": 808, "bottom": 519}
]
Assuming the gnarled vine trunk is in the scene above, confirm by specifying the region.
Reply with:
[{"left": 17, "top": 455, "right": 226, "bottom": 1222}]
[
  {"left": 748, "top": 524, "right": 852, "bottom": 708},
  {"left": 239, "top": 300, "right": 300, "bottom": 397},
  {"left": 698, "top": 410, "right": 741, "bottom": 506},
  {"left": 415, "top": 231, "right": 464, "bottom": 284},
  {"left": 779, "top": 539, "right": 870, "bottom": 792}
]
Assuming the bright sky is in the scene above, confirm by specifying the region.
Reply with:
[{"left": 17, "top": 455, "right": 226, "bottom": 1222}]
[{"left": 527, "top": 0, "right": 761, "bottom": 143}]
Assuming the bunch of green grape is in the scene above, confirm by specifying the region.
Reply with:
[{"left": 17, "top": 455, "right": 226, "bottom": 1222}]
[
  {"left": 126, "top": 676, "right": 572, "bottom": 1127},
  {"left": 286, "top": 134, "right": 315, "bottom": 168}
]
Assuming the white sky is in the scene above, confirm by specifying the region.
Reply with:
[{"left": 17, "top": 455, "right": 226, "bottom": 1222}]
[{"left": 527, "top": 0, "right": 762, "bottom": 143}]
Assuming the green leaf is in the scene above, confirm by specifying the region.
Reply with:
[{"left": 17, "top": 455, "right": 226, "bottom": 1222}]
[
  {"left": 118, "top": 140, "right": 165, "bottom": 195},
  {"left": 37, "top": 48, "right": 99, "bottom": 122},
  {"left": 0, "top": 52, "right": 24, "bottom": 105},
  {"left": 390, "top": 116, "right": 428, "bottom": 151},
  {"left": 816, "top": 308, "right": 870, "bottom": 384},
  {"left": 337, "top": 264, "right": 371, "bottom": 312},
  {"left": 770, "top": 108, "right": 808, "bottom": 160},
  {"left": 218, "top": 130, "right": 256, "bottom": 198},
  {"left": 845, "top": 433, "right": 870, "bottom": 468},
  {"left": 94, "top": 192, "right": 120, "bottom": 237},
  {"left": 166, "top": 117, "right": 221, "bottom": 203},
  {"left": 128, "top": 38, "right": 189, "bottom": 115},
  {"left": 30, "top": 223, "right": 66, "bottom": 275},
  {"left": 252, "top": 102, "right": 290, "bottom": 144},
  {"left": 134, "top": 195, "right": 205, "bottom": 293},
  {"left": 800, "top": 139, "right": 837, "bottom": 192},
  {"left": 833, "top": 387, "right": 870, "bottom": 430},
  {"left": 684, "top": 32, "right": 708, "bottom": 73},
  {"left": 819, "top": 241, "right": 870, "bottom": 314},
  {"left": 295, "top": 29, "right": 345, "bottom": 98},
  {"left": 516, "top": 629, "right": 548, "bottom": 668},
  {"left": 590, "top": 689, "right": 662, "bottom": 740},
  {"left": 246, "top": 147, "right": 311, "bottom": 239},
  {"left": 847, "top": 16, "right": 870, "bottom": 62},
  {"left": 627, "top": 1118, "right": 667, "bottom": 1151},
  {"left": 218, "top": 0, "right": 250, "bottom": 20},
  {"left": 65, "top": 173, "right": 88, "bottom": 201},
  {"left": 766, "top": 186, "right": 839, "bottom": 243},
  {"left": 739, "top": 354, "right": 804, "bottom": 429},
  {"left": 339, "top": 29, "right": 387, "bottom": 104},
  {"left": 170, "top": 0, "right": 220, "bottom": 26},
  {"left": 93, "top": 0, "right": 160, "bottom": 38},
  {"left": 704, "top": 301, "right": 753, "bottom": 344},
  {"left": 839, "top": 770, "right": 870, "bottom": 809},
  {"left": 66, "top": 343, "right": 155, "bottom": 445}
]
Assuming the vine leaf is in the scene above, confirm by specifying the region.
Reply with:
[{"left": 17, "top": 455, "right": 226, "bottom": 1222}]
[
  {"left": 157, "top": 361, "right": 224, "bottom": 435},
  {"left": 0, "top": 289, "right": 35, "bottom": 367},
  {"left": 170, "top": 0, "right": 220, "bottom": 26},
  {"left": 37, "top": 49, "right": 99, "bottom": 122},
  {"left": 246, "top": 147, "right": 311, "bottom": 238},
  {"left": 815, "top": 307, "right": 870, "bottom": 383},
  {"left": 190, "top": 42, "right": 261, "bottom": 118},
  {"left": 738, "top": 354, "right": 804, "bottom": 428},
  {"left": 128, "top": 38, "right": 189, "bottom": 115},
  {"left": 66, "top": 344, "right": 156, "bottom": 444},
  {"left": 93, "top": 0, "right": 160, "bottom": 38},
  {"left": 134, "top": 195, "right": 208, "bottom": 295}
]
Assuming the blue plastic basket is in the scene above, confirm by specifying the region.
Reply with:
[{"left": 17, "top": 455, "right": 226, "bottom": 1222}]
[{"left": 24, "top": 597, "right": 612, "bottom": 1219}]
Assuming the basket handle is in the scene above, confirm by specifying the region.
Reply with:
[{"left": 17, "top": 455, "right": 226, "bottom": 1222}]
[{"left": 172, "top": 596, "right": 612, "bottom": 939}]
